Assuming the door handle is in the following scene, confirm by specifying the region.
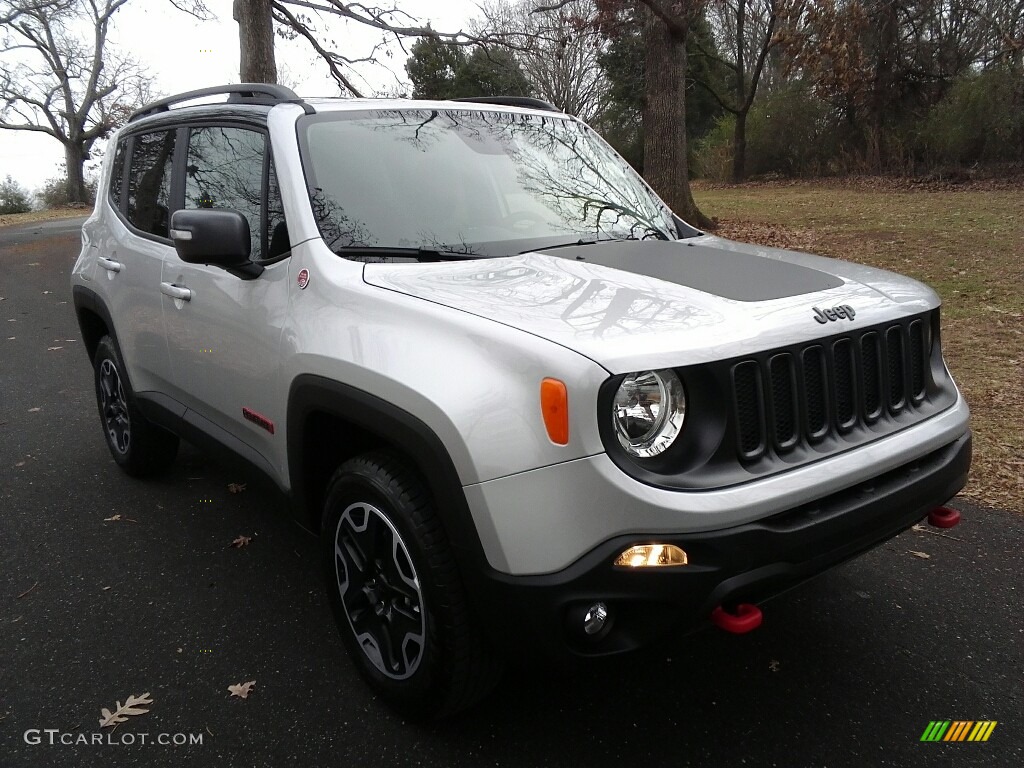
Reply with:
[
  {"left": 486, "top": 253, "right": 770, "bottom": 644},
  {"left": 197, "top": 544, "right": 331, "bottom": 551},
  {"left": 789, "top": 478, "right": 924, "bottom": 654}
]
[
  {"left": 160, "top": 282, "right": 192, "bottom": 301},
  {"left": 98, "top": 256, "right": 122, "bottom": 273}
]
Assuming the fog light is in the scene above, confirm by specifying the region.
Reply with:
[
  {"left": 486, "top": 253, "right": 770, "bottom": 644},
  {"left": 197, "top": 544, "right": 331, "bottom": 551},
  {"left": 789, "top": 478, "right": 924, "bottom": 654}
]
[
  {"left": 583, "top": 602, "right": 609, "bottom": 635},
  {"left": 614, "top": 544, "right": 688, "bottom": 568}
]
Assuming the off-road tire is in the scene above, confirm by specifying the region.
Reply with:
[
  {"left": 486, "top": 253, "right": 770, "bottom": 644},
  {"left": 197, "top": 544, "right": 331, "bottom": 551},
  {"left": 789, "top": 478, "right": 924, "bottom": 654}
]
[
  {"left": 321, "top": 452, "right": 501, "bottom": 719},
  {"left": 93, "top": 335, "right": 179, "bottom": 477}
]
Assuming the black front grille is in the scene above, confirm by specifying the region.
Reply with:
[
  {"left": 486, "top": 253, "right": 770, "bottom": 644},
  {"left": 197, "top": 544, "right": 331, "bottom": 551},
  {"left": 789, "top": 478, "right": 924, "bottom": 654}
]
[{"left": 731, "top": 314, "right": 935, "bottom": 461}]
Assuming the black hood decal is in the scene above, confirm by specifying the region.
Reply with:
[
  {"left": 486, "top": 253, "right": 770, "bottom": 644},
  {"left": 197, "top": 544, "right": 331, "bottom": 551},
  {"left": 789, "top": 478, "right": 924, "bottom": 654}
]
[{"left": 539, "top": 240, "right": 844, "bottom": 302}]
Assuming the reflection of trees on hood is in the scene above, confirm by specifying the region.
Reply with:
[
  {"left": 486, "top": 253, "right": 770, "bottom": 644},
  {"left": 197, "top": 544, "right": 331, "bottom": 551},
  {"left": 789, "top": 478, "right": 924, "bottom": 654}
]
[{"left": 376, "top": 258, "right": 716, "bottom": 339}]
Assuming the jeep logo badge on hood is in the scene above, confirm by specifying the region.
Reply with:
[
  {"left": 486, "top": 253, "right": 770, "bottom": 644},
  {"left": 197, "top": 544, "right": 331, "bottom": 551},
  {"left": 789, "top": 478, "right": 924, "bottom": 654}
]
[{"left": 812, "top": 305, "right": 856, "bottom": 323}]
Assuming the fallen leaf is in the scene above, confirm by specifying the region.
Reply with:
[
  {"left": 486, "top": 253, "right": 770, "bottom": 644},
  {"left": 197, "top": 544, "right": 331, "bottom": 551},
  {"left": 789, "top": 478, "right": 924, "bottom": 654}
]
[
  {"left": 15, "top": 461, "right": 25, "bottom": 467},
  {"left": 103, "top": 514, "right": 137, "bottom": 523},
  {"left": 229, "top": 535, "right": 252, "bottom": 549},
  {"left": 102, "top": 586, "right": 112, "bottom": 591},
  {"left": 6, "top": 337, "right": 13, "bottom": 340},
  {"left": 228, "top": 681, "right": 256, "bottom": 699},
  {"left": 99, "top": 693, "right": 153, "bottom": 728},
  {"left": 42, "top": 290, "right": 51, "bottom": 294},
  {"left": 27, "top": 407, "right": 40, "bottom": 412},
  {"left": 177, "top": 647, "right": 183, "bottom": 654},
  {"left": 17, "top": 582, "right": 39, "bottom": 599},
  {"left": 227, "top": 482, "right": 247, "bottom": 494},
  {"left": 908, "top": 550, "right": 931, "bottom": 559}
]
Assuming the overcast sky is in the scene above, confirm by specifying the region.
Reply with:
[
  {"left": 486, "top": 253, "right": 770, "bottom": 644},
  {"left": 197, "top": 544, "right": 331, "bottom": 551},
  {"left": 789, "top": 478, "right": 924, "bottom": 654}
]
[{"left": 0, "top": 0, "right": 481, "bottom": 192}]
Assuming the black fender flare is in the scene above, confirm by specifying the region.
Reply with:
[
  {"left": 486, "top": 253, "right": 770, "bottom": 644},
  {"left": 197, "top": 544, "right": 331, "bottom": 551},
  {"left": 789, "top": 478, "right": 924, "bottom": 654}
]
[
  {"left": 71, "top": 284, "right": 120, "bottom": 361},
  {"left": 286, "top": 374, "right": 492, "bottom": 577}
]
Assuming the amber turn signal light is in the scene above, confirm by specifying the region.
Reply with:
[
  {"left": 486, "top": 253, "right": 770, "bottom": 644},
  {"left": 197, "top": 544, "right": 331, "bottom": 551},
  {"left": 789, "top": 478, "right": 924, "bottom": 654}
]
[{"left": 540, "top": 378, "right": 569, "bottom": 445}]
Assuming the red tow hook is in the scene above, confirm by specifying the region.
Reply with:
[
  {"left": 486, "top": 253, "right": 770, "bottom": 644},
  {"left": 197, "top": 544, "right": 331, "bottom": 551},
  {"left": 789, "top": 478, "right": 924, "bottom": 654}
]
[
  {"left": 711, "top": 603, "right": 763, "bottom": 634},
  {"left": 928, "top": 505, "right": 961, "bottom": 529}
]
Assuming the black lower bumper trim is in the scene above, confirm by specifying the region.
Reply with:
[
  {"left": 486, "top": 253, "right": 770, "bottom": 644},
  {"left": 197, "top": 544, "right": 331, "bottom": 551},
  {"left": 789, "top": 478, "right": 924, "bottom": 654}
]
[{"left": 466, "top": 431, "right": 971, "bottom": 660}]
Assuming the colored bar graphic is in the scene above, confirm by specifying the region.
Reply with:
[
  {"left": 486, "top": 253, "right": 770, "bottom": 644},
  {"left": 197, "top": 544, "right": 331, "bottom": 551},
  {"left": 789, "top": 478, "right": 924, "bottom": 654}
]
[
  {"left": 921, "top": 721, "right": 950, "bottom": 741},
  {"left": 920, "top": 721, "right": 996, "bottom": 742},
  {"left": 945, "top": 721, "right": 971, "bottom": 741}
]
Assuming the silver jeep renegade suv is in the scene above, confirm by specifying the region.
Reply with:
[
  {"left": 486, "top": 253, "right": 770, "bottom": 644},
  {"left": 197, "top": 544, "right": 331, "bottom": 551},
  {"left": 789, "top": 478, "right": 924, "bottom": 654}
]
[{"left": 71, "top": 84, "right": 971, "bottom": 718}]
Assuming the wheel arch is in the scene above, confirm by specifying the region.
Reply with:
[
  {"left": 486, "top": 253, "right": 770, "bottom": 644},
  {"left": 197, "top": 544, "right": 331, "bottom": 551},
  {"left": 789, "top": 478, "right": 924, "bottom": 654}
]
[
  {"left": 71, "top": 284, "right": 118, "bottom": 362},
  {"left": 286, "top": 375, "right": 487, "bottom": 571}
]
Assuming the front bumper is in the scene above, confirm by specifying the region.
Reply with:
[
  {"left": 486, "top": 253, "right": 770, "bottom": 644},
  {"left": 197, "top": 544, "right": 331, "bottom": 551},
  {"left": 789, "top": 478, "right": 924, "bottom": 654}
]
[{"left": 466, "top": 431, "right": 971, "bottom": 659}]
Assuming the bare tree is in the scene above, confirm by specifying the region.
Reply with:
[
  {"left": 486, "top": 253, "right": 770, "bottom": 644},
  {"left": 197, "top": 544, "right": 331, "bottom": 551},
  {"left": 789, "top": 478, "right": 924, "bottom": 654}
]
[
  {"left": 227, "top": 0, "right": 555, "bottom": 97},
  {"left": 473, "top": 0, "right": 611, "bottom": 121},
  {"left": 697, "top": 0, "right": 801, "bottom": 181},
  {"left": 0, "top": 0, "right": 153, "bottom": 203}
]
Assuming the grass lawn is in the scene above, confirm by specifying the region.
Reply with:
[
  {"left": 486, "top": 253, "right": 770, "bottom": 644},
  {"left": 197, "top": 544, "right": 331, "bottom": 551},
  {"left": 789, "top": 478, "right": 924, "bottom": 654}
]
[
  {"left": 0, "top": 207, "right": 88, "bottom": 228},
  {"left": 695, "top": 179, "right": 1024, "bottom": 514}
]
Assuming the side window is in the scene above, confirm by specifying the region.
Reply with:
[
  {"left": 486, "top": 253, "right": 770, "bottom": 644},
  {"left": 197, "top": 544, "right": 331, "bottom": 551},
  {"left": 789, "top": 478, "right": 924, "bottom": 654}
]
[
  {"left": 108, "top": 138, "right": 127, "bottom": 210},
  {"left": 184, "top": 126, "right": 265, "bottom": 261},
  {"left": 126, "top": 130, "right": 176, "bottom": 238}
]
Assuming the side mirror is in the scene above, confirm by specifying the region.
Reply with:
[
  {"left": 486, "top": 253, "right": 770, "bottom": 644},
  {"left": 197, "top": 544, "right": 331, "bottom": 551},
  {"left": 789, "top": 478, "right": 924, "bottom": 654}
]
[{"left": 169, "top": 209, "right": 263, "bottom": 279}]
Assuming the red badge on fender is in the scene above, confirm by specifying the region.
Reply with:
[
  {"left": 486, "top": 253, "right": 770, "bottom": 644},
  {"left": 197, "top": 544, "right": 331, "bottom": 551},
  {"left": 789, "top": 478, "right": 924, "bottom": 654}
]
[{"left": 297, "top": 268, "right": 310, "bottom": 289}]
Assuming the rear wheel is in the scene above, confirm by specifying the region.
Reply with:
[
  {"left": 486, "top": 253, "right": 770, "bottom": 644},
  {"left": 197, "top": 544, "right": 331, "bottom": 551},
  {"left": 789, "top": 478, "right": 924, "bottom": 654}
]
[
  {"left": 321, "top": 453, "right": 500, "bottom": 719},
  {"left": 93, "top": 335, "right": 178, "bottom": 477}
]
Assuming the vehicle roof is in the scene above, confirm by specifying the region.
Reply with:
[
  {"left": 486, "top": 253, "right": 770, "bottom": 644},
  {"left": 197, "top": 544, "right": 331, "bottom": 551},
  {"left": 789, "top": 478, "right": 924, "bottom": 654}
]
[
  {"left": 122, "top": 95, "right": 568, "bottom": 133},
  {"left": 299, "top": 97, "right": 569, "bottom": 117}
]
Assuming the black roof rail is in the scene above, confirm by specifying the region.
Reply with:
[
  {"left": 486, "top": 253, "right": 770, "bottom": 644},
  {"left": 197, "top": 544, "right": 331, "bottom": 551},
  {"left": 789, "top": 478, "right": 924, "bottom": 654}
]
[
  {"left": 451, "top": 96, "right": 561, "bottom": 112},
  {"left": 128, "top": 83, "right": 311, "bottom": 123}
]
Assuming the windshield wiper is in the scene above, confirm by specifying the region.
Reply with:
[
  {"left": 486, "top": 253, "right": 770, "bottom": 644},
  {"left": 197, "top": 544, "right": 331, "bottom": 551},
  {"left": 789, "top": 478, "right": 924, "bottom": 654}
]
[
  {"left": 520, "top": 237, "right": 604, "bottom": 255},
  {"left": 334, "top": 246, "right": 486, "bottom": 262}
]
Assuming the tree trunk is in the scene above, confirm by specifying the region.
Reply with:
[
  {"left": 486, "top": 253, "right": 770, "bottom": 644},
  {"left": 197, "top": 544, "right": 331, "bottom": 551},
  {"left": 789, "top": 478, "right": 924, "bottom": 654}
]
[
  {"left": 64, "top": 143, "right": 88, "bottom": 205},
  {"left": 234, "top": 0, "right": 278, "bottom": 84},
  {"left": 641, "top": 7, "right": 713, "bottom": 229},
  {"left": 731, "top": 109, "right": 748, "bottom": 183},
  {"left": 870, "top": 0, "right": 898, "bottom": 173}
]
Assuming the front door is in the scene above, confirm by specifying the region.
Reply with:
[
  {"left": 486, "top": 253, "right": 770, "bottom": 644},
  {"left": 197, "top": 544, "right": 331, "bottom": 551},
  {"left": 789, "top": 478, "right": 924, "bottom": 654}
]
[{"left": 160, "top": 124, "right": 291, "bottom": 470}]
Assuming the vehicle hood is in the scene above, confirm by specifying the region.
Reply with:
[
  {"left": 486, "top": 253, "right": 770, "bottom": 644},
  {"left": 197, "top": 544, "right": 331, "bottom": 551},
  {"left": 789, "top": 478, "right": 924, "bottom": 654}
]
[{"left": 362, "top": 236, "right": 940, "bottom": 374}]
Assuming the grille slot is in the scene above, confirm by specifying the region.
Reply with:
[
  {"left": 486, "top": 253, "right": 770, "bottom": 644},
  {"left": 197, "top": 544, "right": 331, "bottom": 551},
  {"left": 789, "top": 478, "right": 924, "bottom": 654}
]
[
  {"left": 802, "top": 346, "right": 828, "bottom": 439},
  {"left": 886, "top": 326, "right": 906, "bottom": 412},
  {"left": 909, "top": 319, "right": 925, "bottom": 401},
  {"left": 769, "top": 354, "right": 798, "bottom": 451},
  {"left": 833, "top": 339, "right": 856, "bottom": 430},
  {"left": 730, "top": 314, "right": 935, "bottom": 463},
  {"left": 732, "top": 361, "right": 765, "bottom": 459},
  {"left": 861, "top": 332, "right": 882, "bottom": 421}
]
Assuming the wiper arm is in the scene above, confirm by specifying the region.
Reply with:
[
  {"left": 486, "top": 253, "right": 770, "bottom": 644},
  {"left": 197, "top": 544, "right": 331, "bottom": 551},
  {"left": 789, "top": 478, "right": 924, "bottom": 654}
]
[
  {"left": 520, "top": 237, "right": 602, "bottom": 255},
  {"left": 334, "top": 246, "right": 485, "bottom": 262}
]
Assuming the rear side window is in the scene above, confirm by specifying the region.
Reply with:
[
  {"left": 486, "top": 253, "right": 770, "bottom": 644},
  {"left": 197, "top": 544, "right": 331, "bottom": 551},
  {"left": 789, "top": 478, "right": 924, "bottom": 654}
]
[
  {"left": 184, "top": 126, "right": 266, "bottom": 260},
  {"left": 126, "top": 130, "right": 176, "bottom": 238},
  {"left": 108, "top": 139, "right": 127, "bottom": 210}
]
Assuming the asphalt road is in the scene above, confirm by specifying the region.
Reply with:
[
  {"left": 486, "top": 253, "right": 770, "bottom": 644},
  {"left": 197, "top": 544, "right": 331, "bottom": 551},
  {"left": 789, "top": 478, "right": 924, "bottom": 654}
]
[{"left": 1, "top": 218, "right": 1021, "bottom": 767}]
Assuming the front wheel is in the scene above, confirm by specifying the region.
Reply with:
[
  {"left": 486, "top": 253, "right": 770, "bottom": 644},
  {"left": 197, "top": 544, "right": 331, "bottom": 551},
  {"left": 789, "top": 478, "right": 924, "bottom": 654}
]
[{"left": 321, "top": 453, "right": 500, "bottom": 719}]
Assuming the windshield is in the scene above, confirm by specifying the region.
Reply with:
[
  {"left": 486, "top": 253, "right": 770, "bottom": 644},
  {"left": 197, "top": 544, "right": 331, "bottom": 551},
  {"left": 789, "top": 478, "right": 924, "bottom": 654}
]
[{"left": 298, "top": 108, "right": 679, "bottom": 259}]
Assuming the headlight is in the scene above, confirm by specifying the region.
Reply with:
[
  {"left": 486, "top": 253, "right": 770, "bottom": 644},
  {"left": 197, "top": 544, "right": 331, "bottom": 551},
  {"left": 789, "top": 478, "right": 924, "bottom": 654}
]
[{"left": 612, "top": 369, "right": 686, "bottom": 458}]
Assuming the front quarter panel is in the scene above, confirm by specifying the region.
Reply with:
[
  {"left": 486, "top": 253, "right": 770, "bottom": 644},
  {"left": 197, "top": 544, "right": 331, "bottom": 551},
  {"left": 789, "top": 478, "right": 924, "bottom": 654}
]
[{"left": 281, "top": 240, "right": 610, "bottom": 486}]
